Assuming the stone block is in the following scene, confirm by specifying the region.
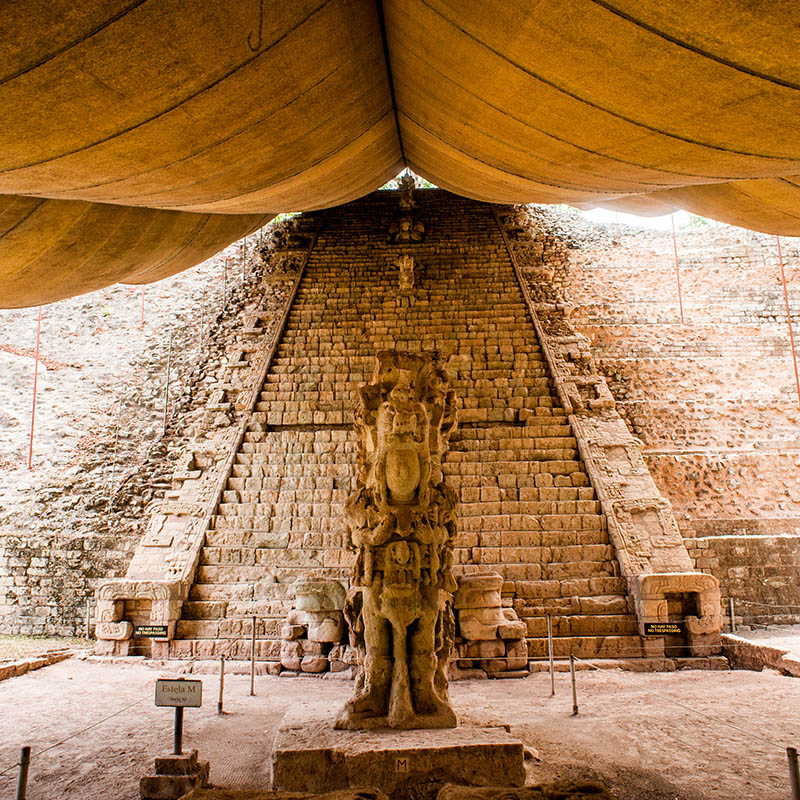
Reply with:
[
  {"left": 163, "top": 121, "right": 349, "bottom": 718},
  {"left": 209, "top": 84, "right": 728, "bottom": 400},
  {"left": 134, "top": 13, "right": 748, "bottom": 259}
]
[
  {"left": 300, "top": 655, "right": 328, "bottom": 673},
  {"left": 464, "top": 639, "right": 506, "bottom": 659},
  {"left": 272, "top": 701, "right": 525, "bottom": 795},
  {"left": 454, "top": 573, "right": 504, "bottom": 609},
  {"left": 281, "top": 624, "right": 306, "bottom": 640},
  {"left": 505, "top": 640, "right": 528, "bottom": 671},
  {"left": 281, "top": 641, "right": 302, "bottom": 672},
  {"left": 305, "top": 612, "right": 345, "bottom": 643},
  {"left": 459, "top": 615, "right": 500, "bottom": 641},
  {"left": 498, "top": 620, "right": 527, "bottom": 640}
]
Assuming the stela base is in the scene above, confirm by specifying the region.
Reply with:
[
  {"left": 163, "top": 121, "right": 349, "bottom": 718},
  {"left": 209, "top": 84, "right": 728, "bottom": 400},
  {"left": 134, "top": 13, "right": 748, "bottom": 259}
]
[{"left": 271, "top": 702, "right": 525, "bottom": 796}]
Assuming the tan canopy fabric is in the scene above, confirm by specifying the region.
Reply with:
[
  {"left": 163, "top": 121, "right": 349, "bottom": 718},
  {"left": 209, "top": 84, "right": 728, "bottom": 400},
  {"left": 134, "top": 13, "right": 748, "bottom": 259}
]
[
  {"left": 0, "top": 196, "right": 270, "bottom": 307},
  {"left": 1, "top": 0, "right": 799, "bottom": 306}
]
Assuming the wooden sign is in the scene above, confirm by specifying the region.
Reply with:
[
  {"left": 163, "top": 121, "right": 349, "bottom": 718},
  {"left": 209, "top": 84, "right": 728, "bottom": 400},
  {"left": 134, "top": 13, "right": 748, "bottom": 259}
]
[
  {"left": 644, "top": 621, "right": 683, "bottom": 636},
  {"left": 155, "top": 679, "right": 203, "bottom": 708}
]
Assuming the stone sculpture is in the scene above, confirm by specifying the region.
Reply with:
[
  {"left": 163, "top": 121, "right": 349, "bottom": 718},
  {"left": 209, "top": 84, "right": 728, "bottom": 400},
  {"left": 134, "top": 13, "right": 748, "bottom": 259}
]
[
  {"left": 397, "top": 173, "right": 417, "bottom": 210},
  {"left": 280, "top": 580, "right": 349, "bottom": 674},
  {"left": 336, "top": 350, "right": 459, "bottom": 730},
  {"left": 453, "top": 573, "right": 528, "bottom": 676},
  {"left": 387, "top": 216, "right": 426, "bottom": 244},
  {"left": 391, "top": 254, "right": 418, "bottom": 294}
]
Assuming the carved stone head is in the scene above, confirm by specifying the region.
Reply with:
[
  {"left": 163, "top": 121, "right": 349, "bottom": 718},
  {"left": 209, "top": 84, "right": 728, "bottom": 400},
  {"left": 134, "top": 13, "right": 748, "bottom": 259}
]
[{"left": 354, "top": 350, "right": 455, "bottom": 516}]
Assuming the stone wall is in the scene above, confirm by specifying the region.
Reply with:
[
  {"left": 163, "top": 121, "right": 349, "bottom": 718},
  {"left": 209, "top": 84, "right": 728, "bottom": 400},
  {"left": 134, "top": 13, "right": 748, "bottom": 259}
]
[
  {"left": 169, "top": 190, "right": 696, "bottom": 663},
  {"left": 0, "top": 224, "right": 288, "bottom": 635},
  {"left": 550, "top": 215, "right": 800, "bottom": 624}
]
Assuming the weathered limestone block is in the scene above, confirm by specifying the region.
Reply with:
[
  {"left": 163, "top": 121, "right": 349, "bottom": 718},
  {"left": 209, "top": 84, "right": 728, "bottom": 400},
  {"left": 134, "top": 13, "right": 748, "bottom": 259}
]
[
  {"left": 294, "top": 580, "right": 346, "bottom": 612},
  {"left": 95, "top": 580, "right": 184, "bottom": 656},
  {"left": 279, "top": 580, "right": 348, "bottom": 673},
  {"left": 95, "top": 621, "right": 133, "bottom": 641},
  {"left": 140, "top": 748, "right": 209, "bottom": 800},
  {"left": 631, "top": 572, "right": 723, "bottom": 654},
  {"left": 337, "top": 350, "right": 459, "bottom": 729},
  {"left": 454, "top": 574, "right": 503, "bottom": 609},
  {"left": 454, "top": 573, "right": 528, "bottom": 676},
  {"left": 500, "top": 217, "right": 724, "bottom": 657}
]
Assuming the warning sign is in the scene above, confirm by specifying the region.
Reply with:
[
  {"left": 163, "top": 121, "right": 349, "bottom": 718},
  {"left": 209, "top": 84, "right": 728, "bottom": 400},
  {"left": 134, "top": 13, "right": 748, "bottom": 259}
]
[
  {"left": 644, "top": 622, "right": 684, "bottom": 636},
  {"left": 134, "top": 625, "right": 169, "bottom": 638}
]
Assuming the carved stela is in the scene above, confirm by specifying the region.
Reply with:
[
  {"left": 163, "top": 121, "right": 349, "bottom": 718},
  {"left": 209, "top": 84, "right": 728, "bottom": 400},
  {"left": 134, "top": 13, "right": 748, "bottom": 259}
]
[{"left": 335, "top": 350, "right": 459, "bottom": 730}]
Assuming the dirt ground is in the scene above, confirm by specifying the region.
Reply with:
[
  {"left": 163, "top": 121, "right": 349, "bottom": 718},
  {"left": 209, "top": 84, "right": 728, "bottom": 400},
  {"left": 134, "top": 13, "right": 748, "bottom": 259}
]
[
  {"left": 0, "top": 637, "right": 87, "bottom": 660},
  {"left": 0, "top": 658, "right": 796, "bottom": 800}
]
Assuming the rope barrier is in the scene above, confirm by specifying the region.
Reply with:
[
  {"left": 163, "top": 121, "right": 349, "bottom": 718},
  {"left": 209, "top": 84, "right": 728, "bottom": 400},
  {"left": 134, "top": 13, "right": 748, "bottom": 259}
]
[
  {"left": 572, "top": 655, "right": 790, "bottom": 750},
  {"left": 569, "top": 655, "right": 794, "bottom": 795},
  {"left": 0, "top": 693, "right": 151, "bottom": 783},
  {"left": 737, "top": 600, "right": 800, "bottom": 610}
]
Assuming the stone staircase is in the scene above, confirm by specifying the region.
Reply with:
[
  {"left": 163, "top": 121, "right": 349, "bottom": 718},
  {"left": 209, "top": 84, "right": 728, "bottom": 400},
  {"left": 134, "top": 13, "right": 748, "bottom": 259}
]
[{"left": 170, "top": 192, "right": 646, "bottom": 665}]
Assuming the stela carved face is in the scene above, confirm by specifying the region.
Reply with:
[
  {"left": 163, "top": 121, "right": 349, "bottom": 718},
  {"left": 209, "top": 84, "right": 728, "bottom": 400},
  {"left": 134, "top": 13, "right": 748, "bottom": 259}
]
[{"left": 376, "top": 370, "right": 429, "bottom": 507}]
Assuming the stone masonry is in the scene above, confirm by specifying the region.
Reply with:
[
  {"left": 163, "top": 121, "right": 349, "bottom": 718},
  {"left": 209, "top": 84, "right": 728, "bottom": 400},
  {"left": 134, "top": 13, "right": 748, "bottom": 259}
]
[
  {"left": 119, "top": 190, "right": 718, "bottom": 666},
  {"left": 556, "top": 219, "right": 800, "bottom": 626}
]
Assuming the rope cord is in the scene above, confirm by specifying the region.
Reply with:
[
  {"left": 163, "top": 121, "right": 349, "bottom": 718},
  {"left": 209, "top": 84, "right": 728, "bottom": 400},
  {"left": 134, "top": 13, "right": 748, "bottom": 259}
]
[
  {"left": 572, "top": 655, "right": 790, "bottom": 750},
  {"left": 0, "top": 693, "right": 150, "bottom": 780}
]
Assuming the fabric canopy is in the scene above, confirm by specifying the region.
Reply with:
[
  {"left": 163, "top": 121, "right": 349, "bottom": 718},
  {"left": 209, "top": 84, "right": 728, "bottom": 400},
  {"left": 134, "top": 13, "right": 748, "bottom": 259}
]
[{"left": 1, "top": 0, "right": 799, "bottom": 306}]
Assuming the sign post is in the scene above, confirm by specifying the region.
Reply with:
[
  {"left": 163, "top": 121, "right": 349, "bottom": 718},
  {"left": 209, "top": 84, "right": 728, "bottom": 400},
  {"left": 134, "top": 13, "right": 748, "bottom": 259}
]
[{"left": 155, "top": 678, "right": 203, "bottom": 755}]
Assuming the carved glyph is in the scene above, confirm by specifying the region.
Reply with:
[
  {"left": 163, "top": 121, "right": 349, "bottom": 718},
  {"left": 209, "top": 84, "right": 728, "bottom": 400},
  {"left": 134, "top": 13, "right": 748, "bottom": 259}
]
[
  {"left": 336, "top": 350, "right": 458, "bottom": 730},
  {"left": 391, "top": 254, "right": 421, "bottom": 294}
]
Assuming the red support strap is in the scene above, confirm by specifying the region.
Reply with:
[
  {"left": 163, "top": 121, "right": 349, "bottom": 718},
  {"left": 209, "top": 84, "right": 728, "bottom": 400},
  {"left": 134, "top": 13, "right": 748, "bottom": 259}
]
[
  {"left": 777, "top": 235, "right": 800, "bottom": 408},
  {"left": 27, "top": 306, "right": 42, "bottom": 470},
  {"left": 671, "top": 215, "right": 685, "bottom": 325}
]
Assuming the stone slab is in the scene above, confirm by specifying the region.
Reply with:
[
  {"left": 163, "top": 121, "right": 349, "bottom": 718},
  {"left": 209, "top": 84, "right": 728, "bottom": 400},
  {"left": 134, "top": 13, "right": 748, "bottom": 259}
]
[{"left": 271, "top": 701, "right": 525, "bottom": 796}]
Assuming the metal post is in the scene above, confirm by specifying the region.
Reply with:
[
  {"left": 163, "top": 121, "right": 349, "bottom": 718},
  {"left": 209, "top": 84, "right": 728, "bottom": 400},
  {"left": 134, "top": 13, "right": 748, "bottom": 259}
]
[
  {"left": 27, "top": 307, "right": 42, "bottom": 470},
  {"left": 729, "top": 597, "right": 736, "bottom": 633},
  {"left": 547, "top": 614, "right": 555, "bottom": 696},
  {"left": 173, "top": 706, "right": 184, "bottom": 755},
  {"left": 217, "top": 655, "right": 225, "bottom": 715},
  {"left": 162, "top": 331, "right": 173, "bottom": 436},
  {"left": 570, "top": 655, "right": 578, "bottom": 716},
  {"left": 671, "top": 215, "right": 685, "bottom": 325},
  {"left": 788, "top": 746, "right": 800, "bottom": 800},
  {"left": 15, "top": 746, "right": 30, "bottom": 800},
  {"left": 777, "top": 235, "right": 800, "bottom": 408},
  {"left": 250, "top": 615, "right": 257, "bottom": 696},
  {"left": 86, "top": 597, "right": 92, "bottom": 639}
]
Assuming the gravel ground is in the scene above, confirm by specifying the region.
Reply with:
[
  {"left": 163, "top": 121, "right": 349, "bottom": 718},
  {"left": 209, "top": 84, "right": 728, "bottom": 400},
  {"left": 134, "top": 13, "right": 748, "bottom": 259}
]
[{"left": 0, "top": 658, "right": 797, "bottom": 800}]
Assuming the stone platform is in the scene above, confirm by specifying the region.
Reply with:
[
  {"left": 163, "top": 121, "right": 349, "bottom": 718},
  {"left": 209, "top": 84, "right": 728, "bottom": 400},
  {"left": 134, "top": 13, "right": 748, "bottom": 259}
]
[{"left": 271, "top": 702, "right": 525, "bottom": 796}]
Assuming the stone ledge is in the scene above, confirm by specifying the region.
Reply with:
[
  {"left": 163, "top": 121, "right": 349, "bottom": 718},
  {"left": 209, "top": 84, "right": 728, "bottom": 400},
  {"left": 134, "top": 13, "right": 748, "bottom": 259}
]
[
  {"left": 0, "top": 649, "right": 73, "bottom": 682},
  {"left": 271, "top": 701, "right": 525, "bottom": 796}
]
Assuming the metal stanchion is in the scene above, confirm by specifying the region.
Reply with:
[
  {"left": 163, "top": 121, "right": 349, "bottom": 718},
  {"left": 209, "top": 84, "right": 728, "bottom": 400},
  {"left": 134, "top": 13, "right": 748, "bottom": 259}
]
[
  {"left": 729, "top": 598, "right": 737, "bottom": 633},
  {"left": 86, "top": 597, "right": 92, "bottom": 639},
  {"left": 570, "top": 655, "right": 578, "bottom": 716},
  {"left": 547, "top": 614, "right": 555, "bottom": 696},
  {"left": 218, "top": 655, "right": 225, "bottom": 715},
  {"left": 788, "top": 747, "right": 800, "bottom": 800},
  {"left": 15, "top": 746, "right": 30, "bottom": 800},
  {"left": 250, "top": 616, "right": 257, "bottom": 696}
]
